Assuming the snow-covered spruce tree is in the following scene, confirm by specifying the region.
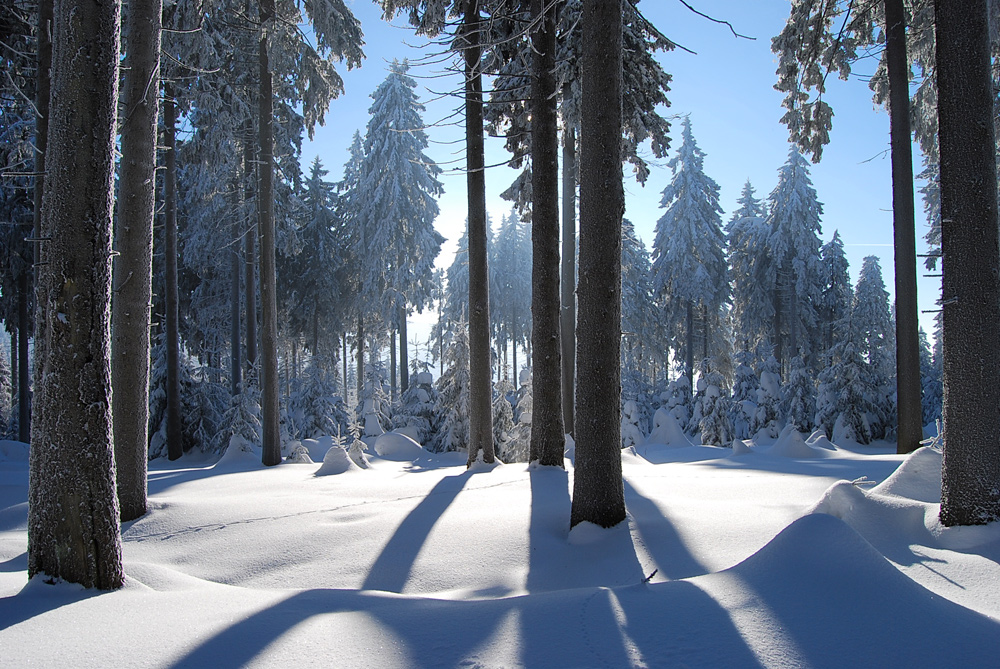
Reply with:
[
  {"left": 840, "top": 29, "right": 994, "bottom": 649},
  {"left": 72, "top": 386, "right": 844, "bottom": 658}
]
[
  {"left": 358, "top": 362, "right": 391, "bottom": 438},
  {"left": 918, "top": 327, "right": 942, "bottom": 428},
  {"left": 507, "top": 372, "right": 533, "bottom": 463},
  {"left": 765, "top": 147, "right": 824, "bottom": 372},
  {"left": 290, "top": 358, "right": 349, "bottom": 440},
  {"left": 693, "top": 362, "right": 732, "bottom": 446},
  {"left": 817, "top": 231, "right": 853, "bottom": 359},
  {"left": 355, "top": 60, "right": 444, "bottom": 393},
  {"left": 432, "top": 319, "right": 472, "bottom": 453},
  {"left": 392, "top": 369, "right": 440, "bottom": 445},
  {"left": 491, "top": 377, "right": 516, "bottom": 462},
  {"left": 851, "top": 256, "right": 895, "bottom": 440},
  {"left": 832, "top": 339, "right": 874, "bottom": 445},
  {"left": 728, "top": 348, "right": 761, "bottom": 441},
  {"left": 663, "top": 375, "right": 693, "bottom": 432},
  {"left": 782, "top": 356, "right": 816, "bottom": 433},
  {"left": 755, "top": 350, "right": 784, "bottom": 440},
  {"left": 28, "top": 0, "right": 123, "bottom": 589},
  {"left": 650, "top": 117, "right": 729, "bottom": 390},
  {"left": 622, "top": 218, "right": 659, "bottom": 402}
]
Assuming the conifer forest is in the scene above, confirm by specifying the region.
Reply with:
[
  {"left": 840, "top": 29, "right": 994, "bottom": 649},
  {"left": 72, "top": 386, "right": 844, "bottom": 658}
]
[{"left": 2, "top": 1, "right": 1000, "bottom": 666}]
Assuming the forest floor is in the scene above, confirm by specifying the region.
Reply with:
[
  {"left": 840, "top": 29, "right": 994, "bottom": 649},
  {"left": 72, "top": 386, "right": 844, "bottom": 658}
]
[{"left": 1, "top": 431, "right": 999, "bottom": 667}]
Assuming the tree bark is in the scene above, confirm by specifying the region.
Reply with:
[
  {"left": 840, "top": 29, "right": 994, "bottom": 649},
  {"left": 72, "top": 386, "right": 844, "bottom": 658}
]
[
  {"left": 571, "top": 0, "right": 625, "bottom": 529},
  {"left": 935, "top": 0, "right": 1000, "bottom": 526},
  {"left": 390, "top": 329, "right": 397, "bottom": 401},
  {"left": 243, "top": 126, "right": 257, "bottom": 372},
  {"left": 17, "top": 273, "right": 29, "bottom": 443},
  {"left": 258, "top": 3, "right": 282, "bottom": 466},
  {"left": 885, "top": 0, "right": 923, "bottom": 455},
  {"left": 28, "top": 0, "right": 124, "bottom": 589},
  {"left": 357, "top": 315, "right": 364, "bottom": 405},
  {"left": 560, "top": 108, "right": 577, "bottom": 439},
  {"left": 529, "top": 0, "right": 565, "bottom": 466},
  {"left": 113, "top": 0, "right": 162, "bottom": 520},
  {"left": 685, "top": 299, "right": 694, "bottom": 391},
  {"left": 400, "top": 306, "right": 409, "bottom": 393},
  {"left": 163, "top": 84, "right": 183, "bottom": 461},
  {"left": 231, "top": 204, "right": 242, "bottom": 395},
  {"left": 463, "top": 0, "right": 495, "bottom": 466}
]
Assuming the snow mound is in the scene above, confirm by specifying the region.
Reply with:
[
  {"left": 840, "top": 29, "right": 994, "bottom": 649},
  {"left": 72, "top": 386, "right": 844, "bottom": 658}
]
[
  {"left": 805, "top": 429, "right": 836, "bottom": 450},
  {"left": 374, "top": 432, "right": 424, "bottom": 460},
  {"left": 871, "top": 446, "right": 941, "bottom": 503},
  {"left": 298, "top": 436, "right": 335, "bottom": 462},
  {"left": 467, "top": 454, "right": 502, "bottom": 473},
  {"left": 644, "top": 408, "right": 694, "bottom": 448},
  {"left": 315, "top": 446, "right": 362, "bottom": 476},
  {"left": 393, "top": 425, "right": 422, "bottom": 444},
  {"left": 767, "top": 425, "right": 825, "bottom": 458},
  {"left": 620, "top": 445, "right": 647, "bottom": 466},
  {"left": 285, "top": 443, "right": 314, "bottom": 464},
  {"left": 730, "top": 439, "right": 752, "bottom": 455},
  {"left": 0, "top": 440, "right": 28, "bottom": 462},
  {"left": 810, "top": 480, "right": 934, "bottom": 551},
  {"left": 215, "top": 437, "right": 263, "bottom": 469},
  {"left": 721, "top": 513, "right": 1000, "bottom": 666}
]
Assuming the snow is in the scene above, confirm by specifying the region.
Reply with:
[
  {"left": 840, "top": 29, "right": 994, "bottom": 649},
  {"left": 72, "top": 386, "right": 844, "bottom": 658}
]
[{"left": 2, "top": 436, "right": 999, "bottom": 667}]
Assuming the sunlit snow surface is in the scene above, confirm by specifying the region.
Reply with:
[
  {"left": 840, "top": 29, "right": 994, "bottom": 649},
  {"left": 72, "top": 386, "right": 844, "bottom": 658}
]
[{"left": 2, "top": 436, "right": 999, "bottom": 667}]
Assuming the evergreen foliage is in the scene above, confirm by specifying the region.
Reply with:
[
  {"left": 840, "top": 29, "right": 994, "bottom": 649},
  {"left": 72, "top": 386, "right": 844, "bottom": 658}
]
[
  {"left": 492, "top": 377, "right": 516, "bottom": 462},
  {"left": 432, "top": 320, "right": 471, "bottom": 453},
  {"left": 919, "top": 327, "right": 942, "bottom": 427},
  {"left": 392, "top": 370, "right": 440, "bottom": 445},
  {"left": 728, "top": 349, "right": 761, "bottom": 440}
]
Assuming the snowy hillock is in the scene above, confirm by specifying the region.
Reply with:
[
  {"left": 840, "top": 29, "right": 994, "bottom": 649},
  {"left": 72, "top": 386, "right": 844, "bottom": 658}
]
[
  {"left": 766, "top": 424, "right": 830, "bottom": 458},
  {"left": 316, "top": 445, "right": 362, "bottom": 476},
  {"left": 374, "top": 431, "right": 425, "bottom": 460},
  {"left": 643, "top": 408, "right": 695, "bottom": 448},
  {"left": 870, "top": 445, "right": 941, "bottom": 503}
]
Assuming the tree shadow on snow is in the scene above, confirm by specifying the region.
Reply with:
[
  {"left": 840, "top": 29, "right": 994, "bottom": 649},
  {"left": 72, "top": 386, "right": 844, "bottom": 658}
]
[
  {"left": 361, "top": 472, "right": 470, "bottom": 593},
  {"left": 624, "top": 479, "right": 710, "bottom": 580},
  {"left": 0, "top": 576, "right": 103, "bottom": 631}
]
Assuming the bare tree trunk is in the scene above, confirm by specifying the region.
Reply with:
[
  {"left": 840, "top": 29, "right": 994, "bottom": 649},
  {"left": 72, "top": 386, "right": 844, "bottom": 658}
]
[
  {"left": 113, "top": 0, "right": 161, "bottom": 520},
  {"left": 258, "top": 1, "right": 281, "bottom": 466},
  {"left": 163, "top": 84, "right": 183, "bottom": 461},
  {"left": 571, "top": 0, "right": 625, "bottom": 529},
  {"left": 399, "top": 306, "right": 409, "bottom": 393},
  {"left": 463, "top": 0, "right": 495, "bottom": 466},
  {"left": 243, "top": 127, "right": 257, "bottom": 372},
  {"left": 885, "top": 0, "right": 923, "bottom": 455},
  {"left": 29, "top": 0, "right": 124, "bottom": 588},
  {"left": 390, "top": 328, "right": 397, "bottom": 401},
  {"left": 357, "top": 315, "right": 364, "bottom": 404},
  {"left": 935, "top": 0, "right": 1000, "bottom": 526},
  {"left": 560, "top": 96, "right": 577, "bottom": 439},
  {"left": 342, "top": 334, "right": 348, "bottom": 398},
  {"left": 17, "top": 274, "right": 29, "bottom": 443},
  {"left": 685, "top": 299, "right": 694, "bottom": 390},
  {"left": 529, "top": 0, "right": 565, "bottom": 466},
  {"left": 231, "top": 209, "right": 242, "bottom": 395},
  {"left": 10, "top": 329, "right": 16, "bottom": 417}
]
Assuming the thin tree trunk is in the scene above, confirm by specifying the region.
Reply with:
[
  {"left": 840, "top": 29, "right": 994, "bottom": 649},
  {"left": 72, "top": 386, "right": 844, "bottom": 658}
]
[
  {"left": 685, "top": 299, "right": 694, "bottom": 391},
  {"left": 571, "top": 0, "right": 625, "bottom": 529},
  {"left": 10, "top": 329, "right": 16, "bottom": 417},
  {"left": 390, "top": 329, "right": 397, "bottom": 401},
  {"left": 463, "top": 0, "right": 495, "bottom": 466},
  {"left": 28, "top": 0, "right": 124, "bottom": 588},
  {"left": 113, "top": 0, "right": 161, "bottom": 520},
  {"left": 17, "top": 274, "right": 29, "bottom": 443},
  {"left": 231, "top": 208, "right": 242, "bottom": 395},
  {"left": 342, "top": 334, "right": 348, "bottom": 398},
  {"left": 885, "top": 0, "right": 922, "bottom": 455},
  {"left": 244, "top": 129, "right": 257, "bottom": 372},
  {"left": 163, "top": 84, "right": 183, "bottom": 461},
  {"left": 529, "top": 0, "right": 565, "bottom": 466},
  {"left": 935, "top": 0, "right": 1000, "bottom": 526},
  {"left": 560, "top": 102, "right": 577, "bottom": 439},
  {"left": 357, "top": 315, "right": 364, "bottom": 404},
  {"left": 399, "top": 306, "right": 409, "bottom": 393},
  {"left": 258, "top": 2, "right": 281, "bottom": 466}
]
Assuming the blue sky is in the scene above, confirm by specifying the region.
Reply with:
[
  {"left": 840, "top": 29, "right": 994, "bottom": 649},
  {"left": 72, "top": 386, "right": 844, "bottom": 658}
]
[{"left": 303, "top": 0, "right": 939, "bottom": 337}]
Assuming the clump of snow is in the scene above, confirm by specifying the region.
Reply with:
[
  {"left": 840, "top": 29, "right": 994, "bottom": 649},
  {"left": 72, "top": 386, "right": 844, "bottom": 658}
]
[
  {"left": 215, "top": 436, "right": 262, "bottom": 468},
  {"left": 347, "top": 439, "right": 370, "bottom": 469},
  {"left": 730, "top": 438, "right": 753, "bottom": 455},
  {"left": 644, "top": 408, "right": 695, "bottom": 448},
  {"left": 467, "top": 453, "right": 502, "bottom": 473},
  {"left": 871, "top": 446, "right": 941, "bottom": 503},
  {"left": 285, "top": 443, "right": 314, "bottom": 464},
  {"left": 373, "top": 431, "right": 424, "bottom": 460},
  {"left": 315, "top": 446, "right": 361, "bottom": 476},
  {"left": 393, "top": 425, "right": 422, "bottom": 444},
  {"left": 806, "top": 429, "right": 837, "bottom": 450},
  {"left": 413, "top": 371, "right": 434, "bottom": 386},
  {"left": 767, "top": 424, "right": 825, "bottom": 458}
]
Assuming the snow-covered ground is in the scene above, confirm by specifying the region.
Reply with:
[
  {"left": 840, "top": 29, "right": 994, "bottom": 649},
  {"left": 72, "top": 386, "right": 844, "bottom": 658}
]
[{"left": 2, "top": 433, "right": 999, "bottom": 667}]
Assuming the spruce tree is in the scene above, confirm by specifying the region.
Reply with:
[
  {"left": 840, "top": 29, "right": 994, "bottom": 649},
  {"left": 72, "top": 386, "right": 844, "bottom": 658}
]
[
  {"left": 727, "top": 183, "right": 773, "bottom": 361},
  {"left": 852, "top": 256, "right": 895, "bottom": 439}
]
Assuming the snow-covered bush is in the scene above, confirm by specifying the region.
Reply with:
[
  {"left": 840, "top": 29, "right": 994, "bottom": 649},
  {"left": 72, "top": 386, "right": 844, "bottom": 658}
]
[
  {"left": 754, "top": 354, "right": 783, "bottom": 440},
  {"left": 430, "top": 321, "right": 471, "bottom": 452},
  {"left": 728, "top": 350, "right": 760, "bottom": 440},
  {"left": 782, "top": 356, "right": 816, "bottom": 433},
  {"left": 492, "top": 377, "right": 516, "bottom": 462},
  {"left": 392, "top": 370, "right": 439, "bottom": 445}
]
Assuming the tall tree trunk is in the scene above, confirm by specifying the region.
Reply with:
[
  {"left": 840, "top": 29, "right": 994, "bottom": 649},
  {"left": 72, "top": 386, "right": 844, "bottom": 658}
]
[
  {"left": 529, "top": 0, "right": 565, "bottom": 466},
  {"left": 685, "top": 299, "right": 694, "bottom": 391},
  {"left": 29, "top": 0, "right": 124, "bottom": 589},
  {"left": 390, "top": 329, "right": 397, "bottom": 401},
  {"left": 113, "top": 0, "right": 162, "bottom": 520},
  {"left": 571, "top": 0, "right": 625, "bottom": 529},
  {"left": 231, "top": 208, "right": 242, "bottom": 395},
  {"left": 342, "top": 334, "right": 348, "bottom": 398},
  {"left": 463, "top": 0, "right": 495, "bottom": 466},
  {"left": 17, "top": 274, "right": 29, "bottom": 443},
  {"left": 163, "top": 84, "right": 183, "bottom": 461},
  {"left": 243, "top": 128, "right": 257, "bottom": 372},
  {"left": 10, "top": 329, "right": 16, "bottom": 416},
  {"left": 357, "top": 315, "right": 364, "bottom": 405},
  {"left": 399, "top": 306, "right": 409, "bottom": 393},
  {"left": 885, "top": 0, "right": 923, "bottom": 455},
  {"left": 560, "top": 97, "right": 577, "bottom": 439},
  {"left": 258, "top": 2, "right": 281, "bottom": 466},
  {"left": 935, "top": 0, "right": 1000, "bottom": 526}
]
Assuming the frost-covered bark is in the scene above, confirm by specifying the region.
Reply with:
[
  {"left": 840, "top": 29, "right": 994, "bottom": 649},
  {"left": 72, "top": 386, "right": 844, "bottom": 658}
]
[
  {"left": 163, "top": 86, "right": 183, "bottom": 461},
  {"left": 529, "top": 0, "right": 564, "bottom": 467},
  {"left": 112, "top": 0, "right": 161, "bottom": 520},
  {"left": 571, "top": 0, "right": 625, "bottom": 529},
  {"left": 560, "top": 108, "right": 577, "bottom": 439},
  {"left": 29, "top": 0, "right": 124, "bottom": 589},
  {"left": 936, "top": 0, "right": 1000, "bottom": 527}
]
